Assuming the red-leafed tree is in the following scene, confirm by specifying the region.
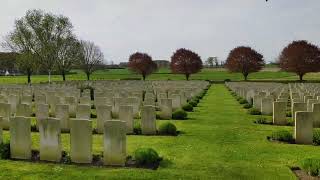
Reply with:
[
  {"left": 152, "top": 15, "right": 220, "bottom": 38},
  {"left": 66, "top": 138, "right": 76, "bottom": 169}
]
[
  {"left": 170, "top": 48, "right": 203, "bottom": 80},
  {"left": 128, "top": 52, "right": 157, "bottom": 80},
  {"left": 279, "top": 40, "right": 320, "bottom": 81},
  {"left": 225, "top": 46, "right": 264, "bottom": 81}
]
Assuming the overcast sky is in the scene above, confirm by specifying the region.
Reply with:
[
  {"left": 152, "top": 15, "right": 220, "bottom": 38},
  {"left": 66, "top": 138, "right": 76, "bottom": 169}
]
[{"left": 0, "top": 0, "right": 319, "bottom": 63}]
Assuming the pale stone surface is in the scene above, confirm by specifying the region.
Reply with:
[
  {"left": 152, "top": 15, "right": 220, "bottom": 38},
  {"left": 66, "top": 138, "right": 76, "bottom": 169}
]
[
  {"left": 312, "top": 103, "right": 320, "bottom": 128},
  {"left": 80, "top": 96, "right": 91, "bottom": 106},
  {"left": 273, "top": 101, "right": 287, "bottom": 125},
  {"left": 21, "top": 95, "right": 32, "bottom": 105},
  {"left": 10, "top": 116, "right": 31, "bottom": 160},
  {"left": 295, "top": 111, "right": 313, "bottom": 144},
  {"left": 76, "top": 104, "right": 91, "bottom": 120},
  {"left": 307, "top": 99, "right": 320, "bottom": 111},
  {"left": 119, "top": 105, "right": 134, "bottom": 134},
  {"left": 56, "top": 104, "right": 70, "bottom": 132},
  {"left": 65, "top": 96, "right": 76, "bottom": 117},
  {"left": 103, "top": 120, "right": 126, "bottom": 166},
  {"left": 35, "top": 95, "right": 46, "bottom": 105},
  {"left": 16, "top": 103, "right": 32, "bottom": 117},
  {"left": 253, "top": 95, "right": 263, "bottom": 111},
  {"left": 39, "top": 118, "right": 61, "bottom": 162},
  {"left": 171, "top": 94, "right": 181, "bottom": 110},
  {"left": 292, "top": 102, "right": 307, "bottom": 122},
  {"left": 70, "top": 119, "right": 92, "bottom": 163},
  {"left": 8, "top": 94, "right": 19, "bottom": 114},
  {"left": 261, "top": 97, "right": 273, "bottom": 115},
  {"left": 159, "top": 98, "right": 172, "bottom": 119},
  {"left": 96, "top": 105, "right": 112, "bottom": 134},
  {"left": 141, "top": 105, "right": 156, "bottom": 135},
  {"left": 0, "top": 103, "right": 11, "bottom": 129}
]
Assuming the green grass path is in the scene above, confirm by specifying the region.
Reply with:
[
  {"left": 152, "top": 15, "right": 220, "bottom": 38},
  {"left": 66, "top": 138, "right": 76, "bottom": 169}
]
[{"left": 1, "top": 84, "right": 320, "bottom": 179}]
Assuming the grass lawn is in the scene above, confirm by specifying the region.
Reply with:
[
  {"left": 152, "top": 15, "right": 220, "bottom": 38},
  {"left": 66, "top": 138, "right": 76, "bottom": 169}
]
[
  {"left": 1, "top": 84, "right": 319, "bottom": 179},
  {"left": 1, "top": 68, "right": 320, "bottom": 84}
]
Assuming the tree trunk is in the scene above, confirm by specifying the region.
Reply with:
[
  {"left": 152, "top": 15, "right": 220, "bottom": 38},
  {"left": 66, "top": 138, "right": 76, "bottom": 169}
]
[
  {"left": 186, "top": 74, "right": 190, "bottom": 81},
  {"left": 86, "top": 73, "right": 90, "bottom": 80},
  {"left": 143, "top": 75, "right": 146, "bottom": 81},
  {"left": 62, "top": 71, "right": 66, "bottom": 81},
  {"left": 243, "top": 73, "right": 248, "bottom": 81},
  {"left": 299, "top": 74, "right": 304, "bottom": 81},
  {"left": 27, "top": 73, "right": 31, "bottom": 84},
  {"left": 48, "top": 71, "right": 51, "bottom": 84}
]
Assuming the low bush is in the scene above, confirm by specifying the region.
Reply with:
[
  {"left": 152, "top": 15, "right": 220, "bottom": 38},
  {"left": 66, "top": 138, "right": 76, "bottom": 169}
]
[
  {"left": 248, "top": 108, "right": 261, "bottom": 115},
  {"left": 243, "top": 103, "right": 252, "bottom": 109},
  {"left": 239, "top": 99, "right": 248, "bottom": 104},
  {"left": 301, "top": 158, "right": 320, "bottom": 176},
  {"left": 253, "top": 117, "right": 272, "bottom": 125},
  {"left": 313, "top": 129, "right": 320, "bottom": 145},
  {"left": 172, "top": 109, "right": 187, "bottom": 120},
  {"left": 61, "top": 151, "right": 71, "bottom": 164},
  {"left": 134, "top": 122, "right": 142, "bottom": 135},
  {"left": 269, "top": 130, "right": 293, "bottom": 143},
  {"left": 0, "top": 142, "right": 10, "bottom": 159},
  {"left": 236, "top": 97, "right": 242, "bottom": 101},
  {"left": 158, "top": 122, "right": 177, "bottom": 136},
  {"left": 189, "top": 100, "right": 198, "bottom": 107},
  {"left": 182, "top": 104, "right": 193, "bottom": 112},
  {"left": 286, "top": 111, "right": 292, "bottom": 117},
  {"left": 134, "top": 148, "right": 162, "bottom": 167}
]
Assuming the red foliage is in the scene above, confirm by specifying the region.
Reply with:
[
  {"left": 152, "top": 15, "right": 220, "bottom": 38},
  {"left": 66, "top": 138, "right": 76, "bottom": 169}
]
[
  {"left": 128, "top": 52, "right": 157, "bottom": 80},
  {"left": 170, "top": 48, "right": 203, "bottom": 80},
  {"left": 225, "top": 46, "right": 264, "bottom": 80},
  {"left": 279, "top": 40, "right": 320, "bottom": 81}
]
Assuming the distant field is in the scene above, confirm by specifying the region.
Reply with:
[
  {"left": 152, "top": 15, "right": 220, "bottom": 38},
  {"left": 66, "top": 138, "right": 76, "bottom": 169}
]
[{"left": 0, "top": 67, "right": 319, "bottom": 84}]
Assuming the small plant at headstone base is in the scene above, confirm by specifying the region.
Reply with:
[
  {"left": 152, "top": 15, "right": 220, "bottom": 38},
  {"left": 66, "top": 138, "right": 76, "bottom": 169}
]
[
  {"left": 300, "top": 158, "right": 320, "bottom": 176},
  {"left": 243, "top": 103, "right": 252, "bottom": 109},
  {"left": 31, "top": 124, "right": 38, "bottom": 132},
  {"left": 248, "top": 108, "right": 261, "bottom": 115},
  {"left": 134, "top": 122, "right": 142, "bottom": 135},
  {"left": 158, "top": 122, "right": 177, "bottom": 136},
  {"left": 172, "top": 109, "right": 188, "bottom": 120},
  {"left": 313, "top": 129, "right": 320, "bottom": 145},
  {"left": 286, "top": 111, "right": 292, "bottom": 117},
  {"left": 133, "top": 148, "right": 162, "bottom": 169},
  {"left": 61, "top": 151, "right": 72, "bottom": 164},
  {"left": 268, "top": 130, "right": 293, "bottom": 143},
  {"left": 182, "top": 104, "right": 193, "bottom": 112},
  {"left": 191, "top": 97, "right": 200, "bottom": 103},
  {"left": 253, "top": 117, "right": 272, "bottom": 125},
  {"left": 239, "top": 99, "right": 248, "bottom": 104},
  {"left": 236, "top": 96, "right": 243, "bottom": 101},
  {"left": 90, "top": 113, "right": 97, "bottom": 118},
  {"left": 0, "top": 142, "right": 10, "bottom": 159},
  {"left": 189, "top": 100, "right": 198, "bottom": 107}
]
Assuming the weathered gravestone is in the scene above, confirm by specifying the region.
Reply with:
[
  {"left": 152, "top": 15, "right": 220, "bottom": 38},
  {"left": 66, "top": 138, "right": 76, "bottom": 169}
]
[
  {"left": 312, "top": 103, "right": 320, "bottom": 128},
  {"left": 141, "top": 105, "right": 156, "bottom": 135},
  {"left": 39, "top": 118, "right": 61, "bottom": 162},
  {"left": 0, "top": 103, "right": 11, "bottom": 129},
  {"left": 96, "top": 105, "right": 112, "bottom": 134},
  {"left": 65, "top": 96, "right": 76, "bottom": 117},
  {"left": 103, "top": 120, "right": 126, "bottom": 166},
  {"left": 261, "top": 97, "right": 273, "bottom": 115},
  {"left": 16, "top": 103, "right": 32, "bottom": 117},
  {"left": 295, "top": 111, "right": 313, "bottom": 144},
  {"left": 159, "top": 98, "right": 172, "bottom": 119},
  {"left": 76, "top": 104, "right": 91, "bottom": 120},
  {"left": 292, "top": 102, "right": 307, "bottom": 121},
  {"left": 10, "top": 116, "right": 31, "bottom": 160},
  {"left": 273, "top": 101, "right": 287, "bottom": 125},
  {"left": 56, "top": 104, "right": 70, "bottom": 132},
  {"left": 119, "top": 105, "right": 134, "bottom": 134},
  {"left": 70, "top": 119, "right": 92, "bottom": 163}
]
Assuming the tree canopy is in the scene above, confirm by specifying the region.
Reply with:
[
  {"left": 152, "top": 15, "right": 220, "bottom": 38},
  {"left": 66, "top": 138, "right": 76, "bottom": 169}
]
[
  {"left": 279, "top": 40, "right": 320, "bottom": 81},
  {"left": 225, "top": 46, "right": 265, "bottom": 80},
  {"left": 170, "top": 48, "right": 203, "bottom": 80},
  {"left": 128, "top": 52, "right": 157, "bottom": 80}
]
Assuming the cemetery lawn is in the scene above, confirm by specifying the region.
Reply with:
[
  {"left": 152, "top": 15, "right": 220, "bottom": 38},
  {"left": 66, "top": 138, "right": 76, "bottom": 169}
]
[
  {"left": 1, "top": 68, "right": 320, "bottom": 83},
  {"left": 1, "top": 84, "right": 320, "bottom": 179}
]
